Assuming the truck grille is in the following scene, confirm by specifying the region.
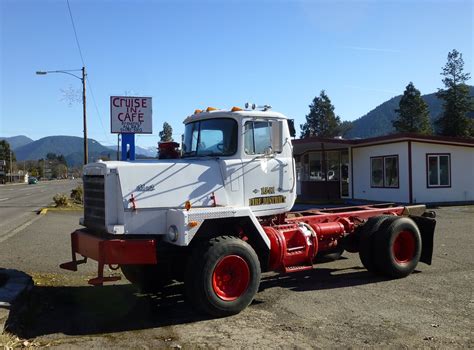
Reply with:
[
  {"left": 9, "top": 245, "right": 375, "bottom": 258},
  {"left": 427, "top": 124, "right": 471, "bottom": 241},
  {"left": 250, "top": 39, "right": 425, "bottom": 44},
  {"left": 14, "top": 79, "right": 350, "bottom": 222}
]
[{"left": 83, "top": 175, "right": 106, "bottom": 232}]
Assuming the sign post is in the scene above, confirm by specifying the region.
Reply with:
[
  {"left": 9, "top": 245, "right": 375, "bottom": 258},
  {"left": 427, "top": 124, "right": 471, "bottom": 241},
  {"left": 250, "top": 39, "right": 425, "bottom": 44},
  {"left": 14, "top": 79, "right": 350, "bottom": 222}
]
[{"left": 110, "top": 96, "right": 152, "bottom": 160}]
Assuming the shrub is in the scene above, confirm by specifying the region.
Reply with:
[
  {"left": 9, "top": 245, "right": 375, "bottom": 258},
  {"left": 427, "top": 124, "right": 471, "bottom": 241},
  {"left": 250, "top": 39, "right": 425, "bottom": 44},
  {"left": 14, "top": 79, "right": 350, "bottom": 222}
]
[
  {"left": 53, "top": 193, "right": 69, "bottom": 207},
  {"left": 70, "top": 185, "right": 83, "bottom": 204}
]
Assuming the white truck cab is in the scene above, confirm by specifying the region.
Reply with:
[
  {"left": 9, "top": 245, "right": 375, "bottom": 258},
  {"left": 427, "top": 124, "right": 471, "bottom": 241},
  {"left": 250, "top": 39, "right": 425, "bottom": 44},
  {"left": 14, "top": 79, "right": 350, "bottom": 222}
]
[{"left": 82, "top": 107, "right": 296, "bottom": 244}]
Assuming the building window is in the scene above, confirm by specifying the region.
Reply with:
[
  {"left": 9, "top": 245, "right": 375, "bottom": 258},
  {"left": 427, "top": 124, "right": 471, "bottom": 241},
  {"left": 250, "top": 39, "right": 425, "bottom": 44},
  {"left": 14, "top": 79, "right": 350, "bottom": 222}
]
[
  {"left": 301, "top": 151, "right": 323, "bottom": 181},
  {"left": 309, "top": 152, "right": 324, "bottom": 181},
  {"left": 371, "top": 155, "right": 399, "bottom": 188},
  {"left": 326, "top": 151, "right": 340, "bottom": 181},
  {"left": 300, "top": 150, "right": 346, "bottom": 182},
  {"left": 384, "top": 156, "right": 399, "bottom": 187},
  {"left": 427, "top": 154, "right": 451, "bottom": 187}
]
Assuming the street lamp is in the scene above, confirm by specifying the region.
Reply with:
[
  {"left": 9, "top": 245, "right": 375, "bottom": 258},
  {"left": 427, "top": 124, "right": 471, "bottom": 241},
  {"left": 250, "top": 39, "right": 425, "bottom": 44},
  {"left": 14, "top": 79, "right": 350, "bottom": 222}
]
[{"left": 36, "top": 67, "right": 88, "bottom": 165}]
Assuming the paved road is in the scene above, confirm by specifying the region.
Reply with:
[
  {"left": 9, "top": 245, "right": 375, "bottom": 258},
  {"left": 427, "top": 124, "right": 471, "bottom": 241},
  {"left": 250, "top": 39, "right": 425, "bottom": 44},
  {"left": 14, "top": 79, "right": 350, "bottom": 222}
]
[
  {"left": 0, "top": 206, "right": 472, "bottom": 348},
  {"left": 0, "top": 180, "right": 80, "bottom": 243}
]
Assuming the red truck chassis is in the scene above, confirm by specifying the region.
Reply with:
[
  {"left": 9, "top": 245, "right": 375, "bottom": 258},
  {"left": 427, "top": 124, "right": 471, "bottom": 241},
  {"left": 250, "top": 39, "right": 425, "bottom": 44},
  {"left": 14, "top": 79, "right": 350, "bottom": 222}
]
[{"left": 61, "top": 203, "right": 435, "bottom": 287}]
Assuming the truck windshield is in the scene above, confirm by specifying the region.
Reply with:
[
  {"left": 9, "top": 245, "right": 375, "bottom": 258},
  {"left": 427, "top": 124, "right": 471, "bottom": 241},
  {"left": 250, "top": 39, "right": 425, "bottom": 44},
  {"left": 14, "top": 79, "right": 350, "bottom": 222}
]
[{"left": 182, "top": 118, "right": 238, "bottom": 157}]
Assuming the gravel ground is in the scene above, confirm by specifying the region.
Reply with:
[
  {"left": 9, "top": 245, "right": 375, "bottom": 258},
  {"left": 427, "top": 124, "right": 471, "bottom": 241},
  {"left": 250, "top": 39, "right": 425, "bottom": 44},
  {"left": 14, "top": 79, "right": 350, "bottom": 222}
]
[{"left": 0, "top": 206, "right": 473, "bottom": 349}]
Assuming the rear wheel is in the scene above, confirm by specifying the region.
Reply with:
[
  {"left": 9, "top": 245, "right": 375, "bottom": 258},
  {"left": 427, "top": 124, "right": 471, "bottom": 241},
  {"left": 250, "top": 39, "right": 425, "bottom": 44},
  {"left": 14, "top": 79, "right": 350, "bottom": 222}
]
[
  {"left": 185, "top": 236, "right": 261, "bottom": 317},
  {"left": 121, "top": 264, "right": 173, "bottom": 292},
  {"left": 373, "top": 217, "right": 422, "bottom": 278},
  {"left": 358, "top": 215, "right": 396, "bottom": 273}
]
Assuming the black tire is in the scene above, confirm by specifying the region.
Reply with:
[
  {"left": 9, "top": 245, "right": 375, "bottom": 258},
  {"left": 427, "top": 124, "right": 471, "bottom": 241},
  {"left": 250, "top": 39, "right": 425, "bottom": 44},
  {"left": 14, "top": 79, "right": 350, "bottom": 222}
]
[
  {"left": 121, "top": 264, "right": 173, "bottom": 292},
  {"left": 373, "top": 217, "right": 422, "bottom": 278},
  {"left": 342, "top": 233, "right": 359, "bottom": 253},
  {"left": 185, "top": 236, "right": 261, "bottom": 317},
  {"left": 358, "top": 215, "right": 397, "bottom": 273}
]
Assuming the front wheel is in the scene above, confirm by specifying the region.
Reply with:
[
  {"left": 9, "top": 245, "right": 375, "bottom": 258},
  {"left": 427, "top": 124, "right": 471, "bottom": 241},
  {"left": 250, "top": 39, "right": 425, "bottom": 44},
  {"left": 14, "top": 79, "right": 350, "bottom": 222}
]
[{"left": 185, "top": 236, "right": 261, "bottom": 317}]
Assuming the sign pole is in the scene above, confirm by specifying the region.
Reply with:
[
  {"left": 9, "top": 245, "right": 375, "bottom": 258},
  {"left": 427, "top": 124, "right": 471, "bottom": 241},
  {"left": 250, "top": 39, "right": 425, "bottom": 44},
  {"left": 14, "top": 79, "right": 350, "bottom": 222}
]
[
  {"left": 121, "top": 133, "right": 136, "bottom": 161},
  {"left": 117, "top": 134, "right": 120, "bottom": 160}
]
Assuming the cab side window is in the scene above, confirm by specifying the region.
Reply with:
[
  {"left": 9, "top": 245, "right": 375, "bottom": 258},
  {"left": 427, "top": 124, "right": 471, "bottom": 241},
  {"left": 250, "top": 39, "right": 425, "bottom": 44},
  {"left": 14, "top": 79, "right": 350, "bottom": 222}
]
[{"left": 244, "top": 121, "right": 272, "bottom": 155}]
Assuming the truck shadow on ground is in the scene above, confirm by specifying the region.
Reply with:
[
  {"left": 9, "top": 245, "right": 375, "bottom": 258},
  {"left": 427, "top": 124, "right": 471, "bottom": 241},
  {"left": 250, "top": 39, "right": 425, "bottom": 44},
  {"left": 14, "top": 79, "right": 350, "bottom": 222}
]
[
  {"left": 258, "top": 265, "right": 396, "bottom": 293},
  {"left": 8, "top": 265, "right": 412, "bottom": 339}
]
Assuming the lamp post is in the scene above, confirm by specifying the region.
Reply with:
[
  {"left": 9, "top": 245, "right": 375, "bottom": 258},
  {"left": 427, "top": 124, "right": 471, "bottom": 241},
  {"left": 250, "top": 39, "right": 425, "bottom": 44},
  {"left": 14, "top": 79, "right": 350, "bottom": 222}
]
[{"left": 36, "top": 67, "right": 88, "bottom": 165}]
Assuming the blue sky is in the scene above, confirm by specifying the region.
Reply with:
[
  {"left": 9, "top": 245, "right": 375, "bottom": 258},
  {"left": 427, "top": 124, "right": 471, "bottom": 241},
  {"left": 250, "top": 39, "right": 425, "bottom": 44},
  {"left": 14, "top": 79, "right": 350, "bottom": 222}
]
[{"left": 1, "top": 0, "right": 472, "bottom": 149}]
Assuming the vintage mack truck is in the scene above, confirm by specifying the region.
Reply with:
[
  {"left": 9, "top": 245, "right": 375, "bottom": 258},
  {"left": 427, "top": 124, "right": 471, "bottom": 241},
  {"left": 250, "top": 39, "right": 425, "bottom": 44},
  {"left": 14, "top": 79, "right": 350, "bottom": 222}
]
[{"left": 61, "top": 105, "right": 436, "bottom": 317}]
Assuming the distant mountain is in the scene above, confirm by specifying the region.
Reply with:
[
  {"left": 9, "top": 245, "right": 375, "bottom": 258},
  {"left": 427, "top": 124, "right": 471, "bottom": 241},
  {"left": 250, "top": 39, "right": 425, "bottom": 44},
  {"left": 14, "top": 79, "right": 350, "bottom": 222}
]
[
  {"left": 106, "top": 145, "right": 157, "bottom": 158},
  {"left": 10, "top": 135, "right": 155, "bottom": 166},
  {"left": 345, "top": 86, "right": 474, "bottom": 139},
  {"left": 14, "top": 136, "right": 114, "bottom": 167},
  {"left": 138, "top": 146, "right": 158, "bottom": 158},
  {"left": 0, "top": 135, "right": 34, "bottom": 149}
]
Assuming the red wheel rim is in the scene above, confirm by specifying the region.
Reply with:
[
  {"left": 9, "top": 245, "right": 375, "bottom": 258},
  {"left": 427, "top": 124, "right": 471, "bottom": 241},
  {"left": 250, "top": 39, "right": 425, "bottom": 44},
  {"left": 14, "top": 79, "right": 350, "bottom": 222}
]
[
  {"left": 212, "top": 255, "right": 250, "bottom": 301},
  {"left": 393, "top": 230, "right": 416, "bottom": 263}
]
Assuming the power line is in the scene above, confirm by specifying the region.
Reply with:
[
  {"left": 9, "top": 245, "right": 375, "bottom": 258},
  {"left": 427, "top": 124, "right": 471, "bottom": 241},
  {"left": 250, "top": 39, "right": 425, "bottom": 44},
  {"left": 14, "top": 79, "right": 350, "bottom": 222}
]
[
  {"left": 66, "top": 0, "right": 85, "bottom": 67},
  {"left": 65, "top": 0, "right": 111, "bottom": 144},
  {"left": 86, "top": 76, "right": 112, "bottom": 144}
]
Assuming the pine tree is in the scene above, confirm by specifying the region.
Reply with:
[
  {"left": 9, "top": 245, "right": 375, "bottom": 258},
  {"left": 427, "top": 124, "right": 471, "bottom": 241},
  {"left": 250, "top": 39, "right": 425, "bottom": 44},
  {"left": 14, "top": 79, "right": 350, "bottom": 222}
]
[
  {"left": 0, "top": 140, "right": 15, "bottom": 162},
  {"left": 392, "top": 82, "right": 432, "bottom": 134},
  {"left": 159, "top": 122, "right": 173, "bottom": 142},
  {"left": 339, "top": 121, "right": 353, "bottom": 138},
  {"left": 300, "top": 90, "right": 341, "bottom": 138},
  {"left": 436, "top": 49, "right": 473, "bottom": 137}
]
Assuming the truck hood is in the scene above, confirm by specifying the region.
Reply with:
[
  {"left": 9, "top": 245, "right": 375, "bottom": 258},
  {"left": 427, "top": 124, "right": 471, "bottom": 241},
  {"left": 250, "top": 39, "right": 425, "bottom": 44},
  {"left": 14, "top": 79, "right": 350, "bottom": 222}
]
[{"left": 84, "top": 159, "right": 227, "bottom": 209}]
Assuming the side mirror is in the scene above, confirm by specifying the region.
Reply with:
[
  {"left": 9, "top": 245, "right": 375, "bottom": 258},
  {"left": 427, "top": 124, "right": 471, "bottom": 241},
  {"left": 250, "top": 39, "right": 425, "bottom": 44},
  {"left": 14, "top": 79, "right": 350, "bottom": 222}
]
[
  {"left": 287, "top": 119, "right": 296, "bottom": 138},
  {"left": 271, "top": 121, "right": 283, "bottom": 153}
]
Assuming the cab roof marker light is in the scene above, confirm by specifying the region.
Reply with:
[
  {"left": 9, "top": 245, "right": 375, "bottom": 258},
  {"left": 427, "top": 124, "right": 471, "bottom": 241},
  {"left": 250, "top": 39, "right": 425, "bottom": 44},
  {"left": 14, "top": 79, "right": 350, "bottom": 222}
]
[
  {"left": 206, "top": 107, "right": 218, "bottom": 112},
  {"left": 194, "top": 109, "right": 202, "bottom": 114},
  {"left": 231, "top": 106, "right": 243, "bottom": 112}
]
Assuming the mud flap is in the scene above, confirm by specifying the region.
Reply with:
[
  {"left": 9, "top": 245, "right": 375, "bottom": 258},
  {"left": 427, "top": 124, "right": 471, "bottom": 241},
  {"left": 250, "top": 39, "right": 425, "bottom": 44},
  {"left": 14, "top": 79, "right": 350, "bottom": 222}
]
[{"left": 410, "top": 216, "right": 436, "bottom": 265}]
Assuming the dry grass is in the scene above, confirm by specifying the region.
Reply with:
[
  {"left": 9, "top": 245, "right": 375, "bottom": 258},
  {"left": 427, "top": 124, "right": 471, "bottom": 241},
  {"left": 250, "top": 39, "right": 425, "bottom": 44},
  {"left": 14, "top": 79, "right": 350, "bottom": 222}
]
[{"left": 0, "top": 333, "right": 43, "bottom": 349}]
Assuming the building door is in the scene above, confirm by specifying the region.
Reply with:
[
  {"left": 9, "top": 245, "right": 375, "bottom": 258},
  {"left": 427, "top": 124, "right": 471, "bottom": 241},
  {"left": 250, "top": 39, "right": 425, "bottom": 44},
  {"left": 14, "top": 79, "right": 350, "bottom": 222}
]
[{"left": 340, "top": 149, "right": 350, "bottom": 198}]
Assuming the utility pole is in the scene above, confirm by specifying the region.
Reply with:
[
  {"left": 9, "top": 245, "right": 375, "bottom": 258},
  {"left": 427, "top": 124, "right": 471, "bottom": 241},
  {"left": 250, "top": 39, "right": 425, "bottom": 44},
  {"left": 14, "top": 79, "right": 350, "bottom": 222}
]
[{"left": 82, "top": 67, "right": 88, "bottom": 165}]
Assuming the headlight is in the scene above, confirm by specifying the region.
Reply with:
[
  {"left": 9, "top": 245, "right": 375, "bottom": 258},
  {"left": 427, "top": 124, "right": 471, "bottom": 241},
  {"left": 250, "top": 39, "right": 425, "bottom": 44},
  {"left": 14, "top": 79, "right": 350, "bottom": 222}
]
[{"left": 167, "top": 225, "right": 178, "bottom": 242}]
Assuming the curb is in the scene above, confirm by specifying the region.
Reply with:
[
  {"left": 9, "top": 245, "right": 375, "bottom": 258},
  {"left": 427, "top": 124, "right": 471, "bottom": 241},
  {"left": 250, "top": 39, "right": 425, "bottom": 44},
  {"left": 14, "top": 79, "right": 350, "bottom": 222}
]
[
  {"left": 39, "top": 207, "right": 83, "bottom": 213},
  {"left": 0, "top": 269, "right": 34, "bottom": 333}
]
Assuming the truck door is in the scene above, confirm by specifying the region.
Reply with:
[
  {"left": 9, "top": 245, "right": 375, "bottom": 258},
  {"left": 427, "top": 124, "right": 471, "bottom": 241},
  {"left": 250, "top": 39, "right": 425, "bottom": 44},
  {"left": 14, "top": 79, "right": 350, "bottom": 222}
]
[{"left": 242, "top": 119, "right": 293, "bottom": 215}]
